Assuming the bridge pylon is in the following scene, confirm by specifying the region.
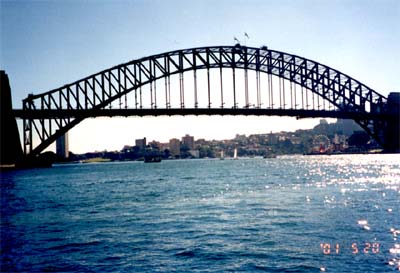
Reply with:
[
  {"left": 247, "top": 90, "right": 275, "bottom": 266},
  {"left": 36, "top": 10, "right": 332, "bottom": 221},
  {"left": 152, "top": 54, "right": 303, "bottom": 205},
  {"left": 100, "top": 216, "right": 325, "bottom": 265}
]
[
  {"left": 382, "top": 92, "right": 400, "bottom": 153},
  {"left": 0, "top": 71, "right": 23, "bottom": 166}
]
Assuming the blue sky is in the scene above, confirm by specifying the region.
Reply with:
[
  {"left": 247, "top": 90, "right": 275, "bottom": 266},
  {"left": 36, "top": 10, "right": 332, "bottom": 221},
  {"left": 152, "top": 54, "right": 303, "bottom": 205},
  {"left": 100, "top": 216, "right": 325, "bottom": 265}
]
[{"left": 1, "top": 0, "right": 399, "bottom": 153}]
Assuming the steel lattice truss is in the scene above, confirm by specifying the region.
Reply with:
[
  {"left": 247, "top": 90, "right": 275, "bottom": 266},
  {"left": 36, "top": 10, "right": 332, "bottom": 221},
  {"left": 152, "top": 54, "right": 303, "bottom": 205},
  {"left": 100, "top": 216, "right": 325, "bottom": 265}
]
[{"left": 20, "top": 45, "right": 388, "bottom": 156}]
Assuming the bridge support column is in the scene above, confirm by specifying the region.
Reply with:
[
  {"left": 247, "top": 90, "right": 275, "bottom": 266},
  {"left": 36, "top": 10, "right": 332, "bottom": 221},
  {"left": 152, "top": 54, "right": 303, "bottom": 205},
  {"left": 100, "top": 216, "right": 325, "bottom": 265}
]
[
  {"left": 383, "top": 92, "right": 400, "bottom": 153},
  {"left": 56, "top": 133, "right": 69, "bottom": 159},
  {"left": 0, "top": 71, "right": 23, "bottom": 166}
]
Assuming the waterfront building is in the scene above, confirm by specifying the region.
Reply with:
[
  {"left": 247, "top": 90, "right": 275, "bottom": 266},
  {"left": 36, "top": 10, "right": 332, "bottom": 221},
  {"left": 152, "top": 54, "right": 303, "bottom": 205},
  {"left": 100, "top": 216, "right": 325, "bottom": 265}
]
[
  {"left": 169, "top": 138, "right": 181, "bottom": 157},
  {"left": 135, "top": 137, "right": 147, "bottom": 150},
  {"left": 148, "top": 140, "right": 160, "bottom": 149},
  {"left": 195, "top": 138, "right": 207, "bottom": 146},
  {"left": 158, "top": 142, "right": 169, "bottom": 152},
  {"left": 268, "top": 131, "right": 278, "bottom": 145},
  {"left": 121, "top": 145, "right": 134, "bottom": 153},
  {"left": 234, "top": 134, "right": 248, "bottom": 145},
  {"left": 56, "top": 133, "right": 69, "bottom": 159},
  {"left": 182, "top": 134, "right": 195, "bottom": 150}
]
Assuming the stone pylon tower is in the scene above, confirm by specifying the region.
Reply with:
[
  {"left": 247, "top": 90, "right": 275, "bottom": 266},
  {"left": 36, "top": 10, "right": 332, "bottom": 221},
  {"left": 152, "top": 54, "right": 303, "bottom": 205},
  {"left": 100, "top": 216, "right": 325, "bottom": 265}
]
[{"left": 0, "top": 70, "right": 23, "bottom": 166}]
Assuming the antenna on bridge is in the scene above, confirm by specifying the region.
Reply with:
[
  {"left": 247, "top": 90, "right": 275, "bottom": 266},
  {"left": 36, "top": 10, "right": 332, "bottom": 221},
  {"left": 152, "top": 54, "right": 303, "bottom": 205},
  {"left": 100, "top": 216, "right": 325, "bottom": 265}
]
[{"left": 244, "top": 32, "right": 249, "bottom": 46}]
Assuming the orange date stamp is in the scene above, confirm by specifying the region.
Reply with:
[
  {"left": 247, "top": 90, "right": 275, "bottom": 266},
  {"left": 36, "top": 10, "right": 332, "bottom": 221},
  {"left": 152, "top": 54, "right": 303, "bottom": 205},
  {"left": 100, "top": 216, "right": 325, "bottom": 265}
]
[{"left": 320, "top": 242, "right": 380, "bottom": 255}]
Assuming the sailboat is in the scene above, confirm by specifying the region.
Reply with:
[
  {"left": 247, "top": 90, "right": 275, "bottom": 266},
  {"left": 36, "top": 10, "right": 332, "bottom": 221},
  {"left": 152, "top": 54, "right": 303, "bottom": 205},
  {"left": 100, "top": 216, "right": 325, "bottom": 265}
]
[
  {"left": 220, "top": 150, "right": 225, "bottom": 160},
  {"left": 233, "top": 148, "right": 238, "bottom": 160}
]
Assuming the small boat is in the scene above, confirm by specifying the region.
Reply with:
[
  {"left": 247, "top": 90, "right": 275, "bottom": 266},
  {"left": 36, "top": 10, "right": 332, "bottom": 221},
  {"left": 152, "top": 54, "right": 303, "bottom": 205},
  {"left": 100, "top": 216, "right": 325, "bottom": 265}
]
[
  {"left": 233, "top": 148, "right": 238, "bottom": 160},
  {"left": 263, "top": 153, "right": 277, "bottom": 159},
  {"left": 220, "top": 150, "right": 225, "bottom": 160},
  {"left": 144, "top": 155, "right": 162, "bottom": 163}
]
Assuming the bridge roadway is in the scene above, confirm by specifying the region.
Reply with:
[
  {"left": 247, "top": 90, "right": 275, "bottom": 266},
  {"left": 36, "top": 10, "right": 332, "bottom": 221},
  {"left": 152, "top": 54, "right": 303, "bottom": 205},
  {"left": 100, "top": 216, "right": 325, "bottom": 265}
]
[{"left": 12, "top": 108, "right": 390, "bottom": 120}]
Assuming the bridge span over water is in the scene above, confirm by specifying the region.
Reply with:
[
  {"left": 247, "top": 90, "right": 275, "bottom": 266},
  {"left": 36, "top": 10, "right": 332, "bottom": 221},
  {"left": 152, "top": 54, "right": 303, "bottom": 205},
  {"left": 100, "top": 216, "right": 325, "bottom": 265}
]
[{"left": 4, "top": 45, "right": 400, "bottom": 161}]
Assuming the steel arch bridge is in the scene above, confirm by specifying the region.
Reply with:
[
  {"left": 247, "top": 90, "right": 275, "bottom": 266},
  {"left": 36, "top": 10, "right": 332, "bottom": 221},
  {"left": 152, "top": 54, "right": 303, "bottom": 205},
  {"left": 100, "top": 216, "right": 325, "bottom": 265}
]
[{"left": 14, "top": 45, "right": 397, "bottom": 156}]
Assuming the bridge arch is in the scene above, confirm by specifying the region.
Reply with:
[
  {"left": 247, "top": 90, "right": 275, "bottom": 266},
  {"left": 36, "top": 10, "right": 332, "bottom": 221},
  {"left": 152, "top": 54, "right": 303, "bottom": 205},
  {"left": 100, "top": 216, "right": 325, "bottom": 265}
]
[{"left": 20, "top": 45, "right": 389, "bottom": 156}]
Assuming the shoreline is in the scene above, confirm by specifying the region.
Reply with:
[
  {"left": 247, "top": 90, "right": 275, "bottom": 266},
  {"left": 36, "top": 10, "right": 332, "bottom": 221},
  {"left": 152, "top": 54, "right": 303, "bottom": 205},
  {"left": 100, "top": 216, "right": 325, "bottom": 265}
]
[{"left": 1, "top": 151, "right": 397, "bottom": 172}]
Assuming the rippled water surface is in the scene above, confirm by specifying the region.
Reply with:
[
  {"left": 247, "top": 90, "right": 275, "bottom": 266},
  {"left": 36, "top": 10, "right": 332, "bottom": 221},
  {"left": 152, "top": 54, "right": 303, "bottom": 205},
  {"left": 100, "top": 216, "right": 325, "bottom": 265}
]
[{"left": 1, "top": 155, "right": 400, "bottom": 272}]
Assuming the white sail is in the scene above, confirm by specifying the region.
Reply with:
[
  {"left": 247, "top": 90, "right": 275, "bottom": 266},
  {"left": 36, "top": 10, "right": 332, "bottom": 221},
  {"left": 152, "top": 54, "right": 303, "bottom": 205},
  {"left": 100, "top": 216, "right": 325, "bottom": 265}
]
[{"left": 233, "top": 148, "right": 238, "bottom": 159}]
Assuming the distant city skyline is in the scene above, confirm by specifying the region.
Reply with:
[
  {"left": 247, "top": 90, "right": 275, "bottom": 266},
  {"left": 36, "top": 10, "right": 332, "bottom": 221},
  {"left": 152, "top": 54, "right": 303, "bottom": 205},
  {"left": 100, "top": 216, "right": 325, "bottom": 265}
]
[
  {"left": 68, "top": 118, "right": 365, "bottom": 160},
  {"left": 72, "top": 118, "right": 353, "bottom": 154},
  {"left": 2, "top": 0, "right": 399, "bottom": 154},
  {"left": 66, "top": 116, "right": 334, "bottom": 154}
]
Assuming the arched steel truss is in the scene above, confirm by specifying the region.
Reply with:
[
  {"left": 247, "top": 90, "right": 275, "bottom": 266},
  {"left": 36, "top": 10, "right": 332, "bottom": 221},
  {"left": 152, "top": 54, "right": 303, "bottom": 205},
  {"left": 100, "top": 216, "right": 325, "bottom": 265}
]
[{"left": 20, "top": 45, "right": 388, "bottom": 156}]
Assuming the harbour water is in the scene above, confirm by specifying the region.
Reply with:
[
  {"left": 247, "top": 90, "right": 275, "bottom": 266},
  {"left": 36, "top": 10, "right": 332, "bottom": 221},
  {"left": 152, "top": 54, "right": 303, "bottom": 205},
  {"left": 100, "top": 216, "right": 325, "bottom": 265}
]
[{"left": 1, "top": 154, "right": 400, "bottom": 272}]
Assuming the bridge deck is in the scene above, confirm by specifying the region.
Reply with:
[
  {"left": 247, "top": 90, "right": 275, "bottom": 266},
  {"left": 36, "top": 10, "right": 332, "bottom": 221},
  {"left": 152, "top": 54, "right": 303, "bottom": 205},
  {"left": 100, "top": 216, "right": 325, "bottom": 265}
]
[{"left": 13, "top": 108, "right": 388, "bottom": 120}]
